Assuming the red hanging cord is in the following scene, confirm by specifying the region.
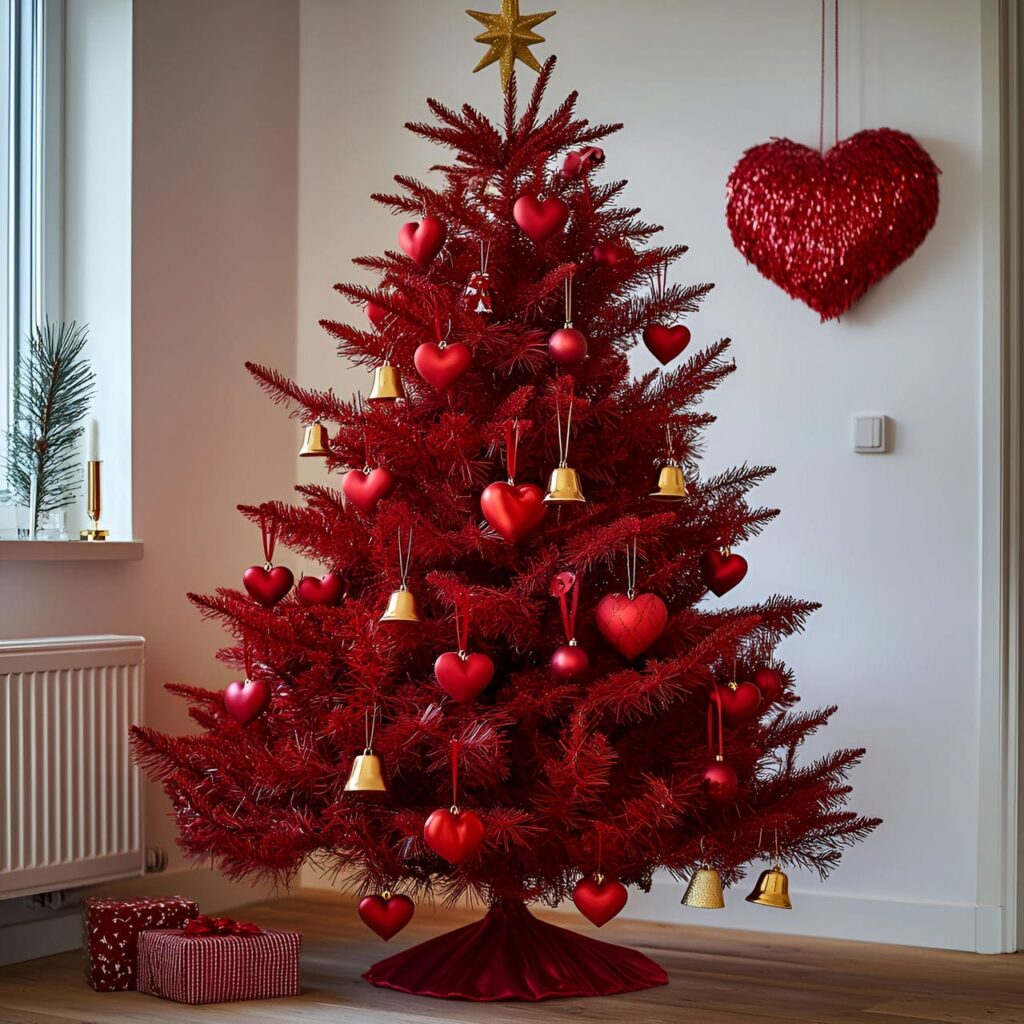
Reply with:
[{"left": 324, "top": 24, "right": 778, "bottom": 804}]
[
  {"left": 450, "top": 739, "right": 461, "bottom": 808},
  {"left": 259, "top": 513, "right": 278, "bottom": 566},
  {"left": 707, "top": 686, "right": 725, "bottom": 758},
  {"left": 505, "top": 421, "right": 519, "bottom": 483},
  {"left": 454, "top": 589, "right": 472, "bottom": 655},
  {"left": 819, "top": 0, "right": 840, "bottom": 153},
  {"left": 555, "top": 574, "right": 579, "bottom": 642}
]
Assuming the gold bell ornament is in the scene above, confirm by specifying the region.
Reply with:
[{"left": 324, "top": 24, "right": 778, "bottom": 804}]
[
  {"left": 649, "top": 426, "right": 687, "bottom": 500},
  {"left": 745, "top": 834, "right": 791, "bottom": 909},
  {"left": 369, "top": 361, "right": 404, "bottom": 401},
  {"left": 380, "top": 528, "right": 421, "bottom": 622},
  {"left": 344, "top": 708, "right": 388, "bottom": 793},
  {"left": 544, "top": 398, "right": 586, "bottom": 504},
  {"left": 299, "top": 420, "right": 330, "bottom": 458},
  {"left": 680, "top": 865, "right": 725, "bottom": 909}
]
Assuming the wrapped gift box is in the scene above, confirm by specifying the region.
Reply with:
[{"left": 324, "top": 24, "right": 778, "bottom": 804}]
[
  {"left": 83, "top": 896, "right": 199, "bottom": 991},
  {"left": 137, "top": 927, "right": 301, "bottom": 1004}
]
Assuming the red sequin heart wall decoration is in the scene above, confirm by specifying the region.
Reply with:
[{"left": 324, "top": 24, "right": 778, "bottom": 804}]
[{"left": 726, "top": 129, "right": 940, "bottom": 322}]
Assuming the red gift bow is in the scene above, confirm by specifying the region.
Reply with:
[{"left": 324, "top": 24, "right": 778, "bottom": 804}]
[{"left": 183, "top": 914, "right": 262, "bottom": 937}]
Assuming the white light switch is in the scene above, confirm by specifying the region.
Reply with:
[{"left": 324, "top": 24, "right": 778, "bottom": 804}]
[{"left": 853, "top": 415, "right": 889, "bottom": 454}]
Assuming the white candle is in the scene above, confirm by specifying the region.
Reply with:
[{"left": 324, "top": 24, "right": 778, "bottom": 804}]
[{"left": 87, "top": 419, "right": 99, "bottom": 462}]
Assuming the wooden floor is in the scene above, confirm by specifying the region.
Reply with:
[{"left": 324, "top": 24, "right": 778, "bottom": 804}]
[{"left": 0, "top": 890, "right": 1021, "bottom": 1023}]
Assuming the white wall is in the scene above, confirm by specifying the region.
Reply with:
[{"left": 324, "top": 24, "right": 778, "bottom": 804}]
[
  {"left": 296, "top": 0, "right": 1001, "bottom": 951},
  {"left": 0, "top": 0, "right": 300, "bottom": 936}
]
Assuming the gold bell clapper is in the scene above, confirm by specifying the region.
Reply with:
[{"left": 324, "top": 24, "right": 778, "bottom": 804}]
[
  {"left": 745, "top": 864, "right": 792, "bottom": 910},
  {"left": 344, "top": 749, "right": 388, "bottom": 793},
  {"left": 544, "top": 465, "right": 585, "bottom": 503},
  {"left": 380, "top": 585, "right": 421, "bottom": 622},
  {"left": 369, "top": 362, "right": 404, "bottom": 401},
  {"left": 299, "top": 420, "right": 330, "bottom": 458},
  {"left": 680, "top": 866, "right": 725, "bottom": 909},
  {"left": 648, "top": 462, "right": 688, "bottom": 501}
]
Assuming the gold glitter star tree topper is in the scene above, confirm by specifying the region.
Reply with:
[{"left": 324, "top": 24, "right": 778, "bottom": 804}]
[{"left": 467, "top": 0, "right": 556, "bottom": 92}]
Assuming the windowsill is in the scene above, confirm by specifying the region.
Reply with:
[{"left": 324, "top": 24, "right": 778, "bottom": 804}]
[{"left": 0, "top": 540, "right": 143, "bottom": 561}]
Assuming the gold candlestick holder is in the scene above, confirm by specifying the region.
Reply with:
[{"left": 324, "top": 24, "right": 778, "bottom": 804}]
[{"left": 80, "top": 460, "right": 109, "bottom": 541}]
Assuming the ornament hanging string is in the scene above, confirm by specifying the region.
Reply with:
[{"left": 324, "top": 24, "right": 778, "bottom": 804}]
[
  {"left": 505, "top": 420, "right": 520, "bottom": 483},
  {"left": 258, "top": 511, "right": 279, "bottom": 568},
  {"left": 555, "top": 398, "right": 574, "bottom": 468},
  {"left": 364, "top": 705, "right": 380, "bottom": 753},
  {"left": 454, "top": 588, "right": 472, "bottom": 656},
  {"left": 396, "top": 528, "right": 414, "bottom": 588},
  {"left": 450, "top": 738, "right": 461, "bottom": 809},
  {"left": 707, "top": 686, "right": 725, "bottom": 758},
  {"left": 479, "top": 238, "right": 491, "bottom": 274},
  {"left": 553, "top": 572, "right": 579, "bottom": 642},
  {"left": 356, "top": 392, "right": 371, "bottom": 470},
  {"left": 564, "top": 273, "right": 574, "bottom": 326},
  {"left": 819, "top": 0, "right": 839, "bottom": 153},
  {"left": 625, "top": 538, "right": 639, "bottom": 600}
]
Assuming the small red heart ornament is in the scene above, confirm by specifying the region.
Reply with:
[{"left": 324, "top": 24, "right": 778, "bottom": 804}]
[
  {"left": 297, "top": 571, "right": 344, "bottom": 606},
  {"left": 242, "top": 565, "right": 294, "bottom": 607},
  {"left": 572, "top": 877, "right": 628, "bottom": 927},
  {"left": 480, "top": 481, "right": 546, "bottom": 543},
  {"left": 643, "top": 324, "right": 691, "bottom": 365},
  {"left": 224, "top": 678, "right": 271, "bottom": 725},
  {"left": 413, "top": 342, "right": 471, "bottom": 389},
  {"left": 717, "top": 681, "right": 762, "bottom": 726},
  {"left": 701, "top": 549, "right": 748, "bottom": 597},
  {"left": 398, "top": 215, "right": 447, "bottom": 266},
  {"left": 595, "top": 592, "right": 668, "bottom": 659},
  {"left": 358, "top": 893, "right": 415, "bottom": 941},
  {"left": 434, "top": 651, "right": 495, "bottom": 704},
  {"left": 342, "top": 467, "right": 396, "bottom": 513},
  {"left": 754, "top": 666, "right": 785, "bottom": 703},
  {"left": 513, "top": 194, "right": 570, "bottom": 242},
  {"left": 726, "top": 129, "right": 940, "bottom": 321},
  {"left": 423, "top": 807, "right": 485, "bottom": 864}
]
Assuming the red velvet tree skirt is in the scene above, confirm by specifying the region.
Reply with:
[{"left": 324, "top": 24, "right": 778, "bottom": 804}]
[{"left": 363, "top": 900, "right": 668, "bottom": 1001}]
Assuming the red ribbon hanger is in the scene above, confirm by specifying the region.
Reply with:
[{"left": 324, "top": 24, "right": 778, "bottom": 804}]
[
  {"left": 259, "top": 510, "right": 278, "bottom": 567},
  {"left": 184, "top": 915, "right": 262, "bottom": 937},
  {"left": 707, "top": 686, "right": 725, "bottom": 758},
  {"left": 551, "top": 571, "right": 579, "bottom": 642},
  {"left": 505, "top": 421, "right": 520, "bottom": 483},
  {"left": 450, "top": 738, "right": 461, "bottom": 809},
  {"left": 454, "top": 589, "right": 472, "bottom": 655}
]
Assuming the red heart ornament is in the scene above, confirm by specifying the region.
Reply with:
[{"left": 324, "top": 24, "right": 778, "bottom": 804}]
[
  {"left": 726, "top": 129, "right": 940, "bottom": 321},
  {"left": 398, "top": 215, "right": 447, "bottom": 266},
  {"left": 479, "top": 481, "right": 546, "bottom": 543},
  {"left": 342, "top": 467, "right": 396, "bottom": 513},
  {"left": 701, "top": 550, "right": 748, "bottom": 597},
  {"left": 513, "top": 194, "right": 570, "bottom": 242},
  {"left": 595, "top": 592, "right": 668, "bottom": 659},
  {"left": 366, "top": 300, "right": 389, "bottom": 329},
  {"left": 413, "top": 342, "right": 471, "bottom": 389},
  {"left": 224, "top": 678, "right": 271, "bottom": 725},
  {"left": 423, "top": 807, "right": 485, "bottom": 864},
  {"left": 572, "top": 877, "right": 628, "bottom": 927},
  {"left": 297, "top": 571, "right": 344, "bottom": 606},
  {"left": 358, "top": 893, "right": 415, "bottom": 941},
  {"left": 242, "top": 565, "right": 294, "bottom": 607},
  {"left": 717, "top": 681, "right": 762, "bottom": 726},
  {"left": 643, "top": 323, "right": 691, "bottom": 365},
  {"left": 434, "top": 651, "right": 495, "bottom": 704},
  {"left": 754, "top": 666, "right": 785, "bottom": 703}
]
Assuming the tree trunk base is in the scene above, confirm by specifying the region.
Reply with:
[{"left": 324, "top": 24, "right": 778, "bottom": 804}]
[{"left": 362, "top": 900, "right": 668, "bottom": 1001}]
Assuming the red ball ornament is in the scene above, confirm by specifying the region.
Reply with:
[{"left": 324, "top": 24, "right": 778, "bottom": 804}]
[
  {"left": 717, "top": 681, "right": 762, "bottom": 726},
  {"left": 595, "top": 592, "right": 668, "bottom": 660},
  {"left": 296, "top": 571, "right": 344, "bottom": 607},
  {"left": 398, "top": 215, "right": 447, "bottom": 266},
  {"left": 423, "top": 807, "right": 485, "bottom": 864},
  {"left": 702, "top": 758, "right": 739, "bottom": 803},
  {"left": 358, "top": 893, "right": 415, "bottom": 941},
  {"left": 434, "top": 651, "right": 495, "bottom": 704},
  {"left": 754, "top": 666, "right": 785, "bottom": 703},
  {"left": 413, "top": 341, "right": 471, "bottom": 390},
  {"left": 548, "top": 325, "right": 588, "bottom": 367},
  {"left": 480, "top": 481, "right": 545, "bottom": 543},
  {"left": 551, "top": 642, "right": 589, "bottom": 680},
  {"left": 643, "top": 324, "right": 691, "bottom": 365},
  {"left": 342, "top": 466, "right": 395, "bottom": 514},
  {"left": 572, "top": 876, "right": 627, "bottom": 927},
  {"left": 513, "top": 194, "right": 569, "bottom": 242},
  {"left": 701, "top": 549, "right": 748, "bottom": 597},
  {"left": 726, "top": 129, "right": 940, "bottom": 321},
  {"left": 242, "top": 564, "right": 294, "bottom": 607},
  {"left": 224, "top": 678, "right": 271, "bottom": 725}
]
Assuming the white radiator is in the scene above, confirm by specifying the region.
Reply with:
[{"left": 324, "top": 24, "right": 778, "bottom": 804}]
[{"left": 0, "top": 635, "right": 145, "bottom": 900}]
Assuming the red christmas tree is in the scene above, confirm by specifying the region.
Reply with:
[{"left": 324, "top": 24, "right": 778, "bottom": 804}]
[{"left": 132, "top": 60, "right": 878, "bottom": 1001}]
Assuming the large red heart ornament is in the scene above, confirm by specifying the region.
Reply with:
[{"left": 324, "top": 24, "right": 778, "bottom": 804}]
[
  {"left": 434, "top": 651, "right": 494, "bottom": 704},
  {"left": 513, "top": 194, "right": 569, "bottom": 242},
  {"left": 414, "top": 342, "right": 471, "bottom": 390},
  {"left": 342, "top": 467, "right": 395, "bottom": 514},
  {"left": 726, "top": 129, "right": 940, "bottom": 321},
  {"left": 643, "top": 324, "right": 691, "bottom": 365},
  {"left": 595, "top": 592, "right": 668, "bottom": 659},
  {"left": 572, "top": 877, "right": 628, "bottom": 927},
  {"left": 358, "top": 893, "right": 415, "bottom": 941},
  {"left": 242, "top": 565, "right": 294, "bottom": 607},
  {"left": 224, "top": 678, "right": 271, "bottom": 725},
  {"left": 479, "top": 481, "right": 545, "bottom": 543},
  {"left": 297, "top": 571, "right": 344, "bottom": 606},
  {"left": 701, "top": 549, "right": 748, "bottom": 597},
  {"left": 398, "top": 215, "right": 447, "bottom": 266},
  {"left": 423, "top": 807, "right": 485, "bottom": 864},
  {"left": 717, "top": 681, "right": 762, "bottom": 726}
]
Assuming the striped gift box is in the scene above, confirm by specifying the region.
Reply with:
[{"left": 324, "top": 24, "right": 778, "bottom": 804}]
[{"left": 136, "top": 927, "right": 301, "bottom": 1004}]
